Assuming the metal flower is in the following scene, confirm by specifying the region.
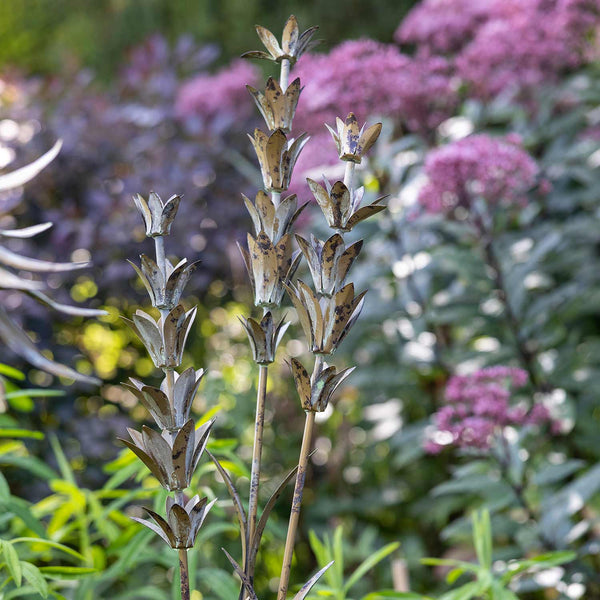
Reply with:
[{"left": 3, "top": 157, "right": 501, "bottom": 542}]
[
  {"left": 241, "top": 15, "right": 318, "bottom": 66},
  {"left": 285, "top": 281, "right": 366, "bottom": 354},
  {"left": 125, "top": 367, "right": 205, "bottom": 432},
  {"left": 129, "top": 255, "right": 200, "bottom": 310},
  {"left": 248, "top": 129, "right": 309, "bottom": 193},
  {"left": 306, "top": 178, "right": 386, "bottom": 232},
  {"left": 133, "top": 192, "right": 181, "bottom": 238},
  {"left": 239, "top": 232, "right": 301, "bottom": 308},
  {"left": 295, "top": 234, "right": 363, "bottom": 297},
  {"left": 325, "top": 113, "right": 382, "bottom": 164},
  {"left": 242, "top": 190, "right": 306, "bottom": 244},
  {"left": 132, "top": 495, "right": 216, "bottom": 549},
  {"left": 123, "top": 304, "right": 197, "bottom": 368},
  {"left": 120, "top": 419, "right": 214, "bottom": 491},
  {"left": 247, "top": 77, "right": 302, "bottom": 133},
  {"left": 289, "top": 358, "right": 354, "bottom": 412},
  {"left": 239, "top": 311, "right": 290, "bottom": 365}
]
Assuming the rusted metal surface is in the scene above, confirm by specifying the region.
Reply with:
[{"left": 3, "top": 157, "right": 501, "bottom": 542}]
[
  {"left": 247, "top": 77, "right": 302, "bottom": 133},
  {"left": 248, "top": 128, "right": 309, "bottom": 193},
  {"left": 240, "top": 311, "right": 290, "bottom": 365},
  {"left": 241, "top": 15, "right": 318, "bottom": 66},
  {"left": 133, "top": 192, "right": 181, "bottom": 238},
  {"left": 326, "top": 113, "right": 382, "bottom": 164}
]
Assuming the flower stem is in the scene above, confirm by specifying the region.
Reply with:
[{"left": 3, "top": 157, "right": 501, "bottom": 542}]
[
  {"left": 280, "top": 58, "right": 290, "bottom": 92},
  {"left": 179, "top": 548, "right": 190, "bottom": 600},
  {"left": 247, "top": 364, "right": 269, "bottom": 577},
  {"left": 344, "top": 160, "right": 355, "bottom": 192},
  {"left": 277, "top": 409, "right": 316, "bottom": 600}
]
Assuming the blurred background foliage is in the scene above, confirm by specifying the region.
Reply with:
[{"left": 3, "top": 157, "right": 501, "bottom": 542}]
[{"left": 1, "top": 1, "right": 600, "bottom": 599}]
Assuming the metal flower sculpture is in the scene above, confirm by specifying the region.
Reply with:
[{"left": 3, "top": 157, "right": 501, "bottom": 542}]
[
  {"left": 241, "top": 15, "right": 318, "bottom": 66},
  {"left": 120, "top": 191, "right": 216, "bottom": 600},
  {"left": 0, "top": 140, "right": 104, "bottom": 384},
  {"left": 240, "top": 311, "right": 290, "bottom": 365},
  {"left": 247, "top": 77, "right": 302, "bottom": 133},
  {"left": 326, "top": 112, "right": 382, "bottom": 164}
]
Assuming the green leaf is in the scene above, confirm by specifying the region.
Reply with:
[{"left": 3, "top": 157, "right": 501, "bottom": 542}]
[
  {"left": 500, "top": 551, "right": 576, "bottom": 584},
  {"left": 0, "top": 471, "right": 10, "bottom": 502},
  {"left": 2, "top": 498, "right": 46, "bottom": 537},
  {"left": 5, "top": 390, "right": 64, "bottom": 399},
  {"left": 196, "top": 568, "right": 239, "bottom": 600},
  {"left": 344, "top": 542, "right": 400, "bottom": 593},
  {"left": 0, "top": 455, "right": 57, "bottom": 481},
  {"left": 472, "top": 510, "right": 492, "bottom": 570},
  {"left": 39, "top": 566, "right": 97, "bottom": 578},
  {"left": 48, "top": 435, "right": 75, "bottom": 485},
  {"left": 20, "top": 562, "right": 48, "bottom": 598},
  {"left": 2, "top": 540, "right": 22, "bottom": 586},
  {"left": 362, "top": 593, "right": 433, "bottom": 600},
  {"left": 11, "top": 538, "right": 86, "bottom": 562},
  {"left": 0, "top": 364, "right": 25, "bottom": 380},
  {"left": 0, "top": 429, "right": 44, "bottom": 440}
]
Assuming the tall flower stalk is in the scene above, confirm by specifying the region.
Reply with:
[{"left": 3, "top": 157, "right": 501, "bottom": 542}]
[{"left": 120, "top": 192, "right": 214, "bottom": 600}]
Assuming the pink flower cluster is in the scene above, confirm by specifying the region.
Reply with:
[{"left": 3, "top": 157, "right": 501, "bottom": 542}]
[
  {"left": 417, "top": 134, "right": 539, "bottom": 215},
  {"left": 175, "top": 59, "right": 260, "bottom": 129},
  {"left": 425, "top": 366, "right": 554, "bottom": 453},
  {"left": 292, "top": 39, "right": 458, "bottom": 136},
  {"left": 396, "top": 0, "right": 599, "bottom": 99}
]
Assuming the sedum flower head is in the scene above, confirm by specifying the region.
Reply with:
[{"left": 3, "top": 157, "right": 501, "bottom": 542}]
[
  {"left": 424, "top": 366, "right": 557, "bottom": 453},
  {"left": 290, "top": 357, "right": 354, "bottom": 412},
  {"left": 241, "top": 15, "right": 318, "bottom": 66},
  {"left": 417, "top": 134, "right": 539, "bottom": 215},
  {"left": 133, "top": 495, "right": 216, "bottom": 549}
]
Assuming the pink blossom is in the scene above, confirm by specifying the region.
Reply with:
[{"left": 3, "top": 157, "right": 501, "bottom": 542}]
[
  {"left": 425, "top": 366, "right": 556, "bottom": 452},
  {"left": 417, "top": 134, "right": 539, "bottom": 215},
  {"left": 292, "top": 39, "right": 457, "bottom": 136},
  {"left": 175, "top": 60, "right": 260, "bottom": 128}
]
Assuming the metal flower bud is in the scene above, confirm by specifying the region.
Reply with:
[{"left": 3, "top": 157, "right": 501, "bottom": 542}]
[
  {"left": 247, "top": 77, "right": 302, "bottom": 133},
  {"left": 239, "top": 232, "right": 301, "bottom": 308},
  {"left": 285, "top": 281, "right": 366, "bottom": 354},
  {"left": 248, "top": 129, "right": 309, "bottom": 193},
  {"left": 125, "top": 367, "right": 205, "bottom": 432},
  {"left": 325, "top": 113, "right": 382, "bottom": 164},
  {"left": 289, "top": 358, "right": 354, "bottom": 412},
  {"left": 120, "top": 419, "right": 214, "bottom": 491},
  {"left": 133, "top": 192, "right": 181, "bottom": 237},
  {"left": 124, "top": 304, "right": 196, "bottom": 368},
  {"left": 242, "top": 191, "right": 306, "bottom": 244},
  {"left": 241, "top": 15, "right": 318, "bottom": 66},
  {"left": 132, "top": 495, "right": 216, "bottom": 549},
  {"left": 295, "top": 234, "right": 363, "bottom": 297},
  {"left": 307, "top": 178, "right": 386, "bottom": 232},
  {"left": 239, "top": 311, "right": 290, "bottom": 365},
  {"left": 129, "top": 255, "right": 200, "bottom": 310}
]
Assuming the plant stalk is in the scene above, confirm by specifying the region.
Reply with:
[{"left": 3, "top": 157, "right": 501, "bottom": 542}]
[
  {"left": 277, "top": 409, "right": 316, "bottom": 600},
  {"left": 247, "top": 364, "right": 269, "bottom": 570},
  {"left": 344, "top": 160, "right": 355, "bottom": 193},
  {"left": 179, "top": 548, "right": 190, "bottom": 600},
  {"left": 280, "top": 58, "right": 290, "bottom": 92}
]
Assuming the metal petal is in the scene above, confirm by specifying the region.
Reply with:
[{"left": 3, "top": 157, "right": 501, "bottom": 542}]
[
  {"left": 0, "top": 140, "right": 61, "bottom": 192},
  {"left": 247, "top": 232, "right": 278, "bottom": 307},
  {"left": 192, "top": 419, "right": 215, "bottom": 473},
  {"left": 28, "top": 290, "right": 107, "bottom": 317},
  {"left": 255, "top": 25, "right": 283, "bottom": 60},
  {"left": 334, "top": 240, "right": 363, "bottom": 291},
  {"left": 307, "top": 178, "right": 336, "bottom": 228},
  {"left": 120, "top": 437, "right": 167, "bottom": 487},
  {"left": 282, "top": 14, "right": 299, "bottom": 55},
  {"left": 171, "top": 419, "right": 195, "bottom": 490},
  {"left": 166, "top": 259, "right": 200, "bottom": 308},
  {"left": 292, "top": 562, "right": 335, "bottom": 600},
  {"left": 0, "top": 222, "right": 52, "bottom": 238},
  {"left": 265, "top": 129, "right": 288, "bottom": 191},
  {"left": 330, "top": 181, "right": 351, "bottom": 229},
  {"left": 319, "top": 234, "right": 345, "bottom": 296},
  {"left": 167, "top": 502, "right": 192, "bottom": 548},
  {"left": 0, "top": 267, "right": 44, "bottom": 291},
  {"left": 173, "top": 367, "right": 204, "bottom": 428},
  {"left": 296, "top": 26, "right": 320, "bottom": 57},
  {"left": 142, "top": 425, "right": 174, "bottom": 488},
  {"left": 254, "top": 190, "right": 276, "bottom": 238},
  {"left": 282, "top": 133, "right": 309, "bottom": 190},
  {"left": 240, "top": 50, "right": 273, "bottom": 61},
  {"left": 358, "top": 122, "right": 383, "bottom": 158},
  {"left": 133, "top": 194, "right": 152, "bottom": 235},
  {"left": 284, "top": 282, "right": 313, "bottom": 349},
  {"left": 0, "top": 245, "right": 88, "bottom": 273},
  {"left": 345, "top": 201, "right": 387, "bottom": 231},
  {"left": 290, "top": 358, "right": 312, "bottom": 411},
  {"left": 131, "top": 515, "right": 174, "bottom": 547},
  {"left": 161, "top": 194, "right": 181, "bottom": 235},
  {"left": 0, "top": 305, "right": 99, "bottom": 384}
]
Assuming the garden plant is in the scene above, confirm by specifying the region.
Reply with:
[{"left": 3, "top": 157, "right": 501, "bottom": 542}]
[{"left": 0, "top": 2, "right": 600, "bottom": 600}]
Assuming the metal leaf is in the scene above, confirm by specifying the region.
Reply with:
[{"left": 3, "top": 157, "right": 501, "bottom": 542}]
[
  {"left": 249, "top": 463, "right": 300, "bottom": 574},
  {"left": 0, "top": 267, "right": 44, "bottom": 291},
  {"left": 0, "top": 223, "right": 52, "bottom": 238},
  {"left": 222, "top": 548, "right": 258, "bottom": 600},
  {"left": 0, "top": 305, "right": 99, "bottom": 384},
  {"left": 292, "top": 561, "right": 335, "bottom": 600},
  {"left": 28, "top": 290, "right": 107, "bottom": 317},
  {"left": 0, "top": 140, "right": 62, "bottom": 192},
  {"left": 208, "top": 451, "right": 248, "bottom": 565},
  {"left": 0, "top": 245, "right": 89, "bottom": 273}
]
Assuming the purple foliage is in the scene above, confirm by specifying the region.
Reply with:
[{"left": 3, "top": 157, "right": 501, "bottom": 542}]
[{"left": 417, "top": 134, "right": 539, "bottom": 215}]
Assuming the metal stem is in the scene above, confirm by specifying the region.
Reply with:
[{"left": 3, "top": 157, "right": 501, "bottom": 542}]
[
  {"left": 246, "top": 364, "right": 269, "bottom": 577},
  {"left": 179, "top": 548, "right": 190, "bottom": 600},
  {"left": 280, "top": 58, "right": 290, "bottom": 92},
  {"left": 272, "top": 190, "right": 281, "bottom": 209},
  {"left": 343, "top": 161, "right": 355, "bottom": 193},
  {"left": 277, "top": 409, "right": 316, "bottom": 600}
]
